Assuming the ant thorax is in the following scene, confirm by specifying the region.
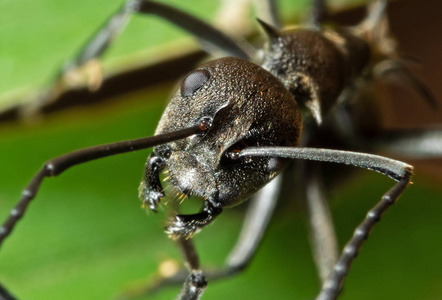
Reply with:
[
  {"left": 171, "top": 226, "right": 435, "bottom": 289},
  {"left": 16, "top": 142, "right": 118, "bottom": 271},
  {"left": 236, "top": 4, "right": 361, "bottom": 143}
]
[{"left": 260, "top": 24, "right": 371, "bottom": 124}]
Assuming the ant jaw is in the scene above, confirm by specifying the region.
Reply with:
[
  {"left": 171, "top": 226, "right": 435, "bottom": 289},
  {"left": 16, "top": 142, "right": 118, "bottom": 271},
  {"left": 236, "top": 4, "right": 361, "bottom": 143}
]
[
  {"left": 165, "top": 215, "right": 201, "bottom": 240},
  {"left": 165, "top": 200, "right": 222, "bottom": 240}
]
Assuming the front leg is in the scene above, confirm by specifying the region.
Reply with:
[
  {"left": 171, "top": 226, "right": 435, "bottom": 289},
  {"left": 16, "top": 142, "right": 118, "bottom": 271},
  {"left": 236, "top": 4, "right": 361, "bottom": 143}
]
[
  {"left": 139, "top": 153, "right": 166, "bottom": 212},
  {"left": 176, "top": 239, "right": 207, "bottom": 300}
]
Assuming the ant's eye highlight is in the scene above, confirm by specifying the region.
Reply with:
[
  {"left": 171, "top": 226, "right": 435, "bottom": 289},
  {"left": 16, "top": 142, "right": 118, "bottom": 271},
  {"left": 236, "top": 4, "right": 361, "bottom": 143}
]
[{"left": 181, "top": 69, "right": 211, "bottom": 97}]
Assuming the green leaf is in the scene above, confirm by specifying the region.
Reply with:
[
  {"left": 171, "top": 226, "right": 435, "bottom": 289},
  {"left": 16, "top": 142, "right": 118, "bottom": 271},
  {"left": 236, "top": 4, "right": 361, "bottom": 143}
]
[{"left": 0, "top": 85, "right": 441, "bottom": 300}]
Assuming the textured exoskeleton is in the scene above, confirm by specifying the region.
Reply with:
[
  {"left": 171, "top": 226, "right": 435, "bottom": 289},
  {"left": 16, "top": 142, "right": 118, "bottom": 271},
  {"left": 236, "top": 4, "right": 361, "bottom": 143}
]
[{"left": 140, "top": 57, "right": 302, "bottom": 238}]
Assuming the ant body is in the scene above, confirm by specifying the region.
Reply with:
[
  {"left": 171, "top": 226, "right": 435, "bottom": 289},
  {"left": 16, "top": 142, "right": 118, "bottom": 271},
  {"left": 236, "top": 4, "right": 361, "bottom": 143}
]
[{"left": 0, "top": 0, "right": 440, "bottom": 299}]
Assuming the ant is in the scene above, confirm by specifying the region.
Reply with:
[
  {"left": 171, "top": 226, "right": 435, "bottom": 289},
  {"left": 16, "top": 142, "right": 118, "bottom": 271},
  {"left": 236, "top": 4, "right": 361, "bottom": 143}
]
[{"left": 0, "top": 0, "right": 439, "bottom": 299}]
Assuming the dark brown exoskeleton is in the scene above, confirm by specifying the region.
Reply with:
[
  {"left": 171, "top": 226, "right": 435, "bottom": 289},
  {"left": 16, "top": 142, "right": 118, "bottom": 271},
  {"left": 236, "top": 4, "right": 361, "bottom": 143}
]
[
  {"left": 136, "top": 1, "right": 416, "bottom": 298},
  {"left": 140, "top": 57, "right": 302, "bottom": 239},
  {"left": 1, "top": 0, "right": 437, "bottom": 299}
]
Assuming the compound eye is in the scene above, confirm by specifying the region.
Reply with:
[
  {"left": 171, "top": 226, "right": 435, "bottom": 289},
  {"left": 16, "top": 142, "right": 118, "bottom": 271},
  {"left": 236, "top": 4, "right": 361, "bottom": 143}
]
[{"left": 181, "top": 69, "right": 211, "bottom": 97}]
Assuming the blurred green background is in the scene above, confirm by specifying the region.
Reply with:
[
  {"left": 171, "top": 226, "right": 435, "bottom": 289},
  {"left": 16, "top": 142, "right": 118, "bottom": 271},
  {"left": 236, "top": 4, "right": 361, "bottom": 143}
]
[{"left": 0, "top": 0, "right": 441, "bottom": 299}]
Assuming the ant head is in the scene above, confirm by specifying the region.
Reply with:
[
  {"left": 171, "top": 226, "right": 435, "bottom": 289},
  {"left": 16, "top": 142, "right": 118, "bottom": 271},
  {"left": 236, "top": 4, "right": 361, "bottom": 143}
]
[{"left": 152, "top": 57, "right": 302, "bottom": 207}]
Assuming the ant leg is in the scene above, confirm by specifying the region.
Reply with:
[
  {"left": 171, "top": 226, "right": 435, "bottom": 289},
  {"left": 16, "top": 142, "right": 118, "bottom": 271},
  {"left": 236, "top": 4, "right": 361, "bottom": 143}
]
[
  {"left": 374, "top": 60, "right": 437, "bottom": 109},
  {"left": 139, "top": 154, "right": 166, "bottom": 212},
  {"left": 118, "top": 176, "right": 282, "bottom": 299},
  {"left": 65, "top": 0, "right": 253, "bottom": 70},
  {"left": 317, "top": 174, "right": 410, "bottom": 300},
  {"left": 303, "top": 163, "right": 339, "bottom": 283},
  {"left": 224, "top": 174, "right": 282, "bottom": 273},
  {"left": 253, "top": 0, "right": 281, "bottom": 29},
  {"left": 359, "top": 2, "right": 436, "bottom": 108},
  {"left": 373, "top": 128, "right": 442, "bottom": 159},
  {"left": 0, "top": 125, "right": 201, "bottom": 249},
  {"left": 237, "top": 146, "right": 413, "bottom": 300},
  {"left": 0, "top": 282, "right": 16, "bottom": 300},
  {"left": 308, "top": 0, "right": 327, "bottom": 29},
  {"left": 136, "top": 1, "right": 254, "bottom": 60},
  {"left": 357, "top": 0, "right": 387, "bottom": 35},
  {"left": 23, "top": 0, "right": 254, "bottom": 116},
  {"left": 176, "top": 239, "right": 207, "bottom": 300}
]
